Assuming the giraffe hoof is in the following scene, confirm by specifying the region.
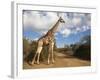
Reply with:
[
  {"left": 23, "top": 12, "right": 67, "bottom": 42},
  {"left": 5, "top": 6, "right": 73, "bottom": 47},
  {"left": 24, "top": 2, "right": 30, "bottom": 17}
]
[
  {"left": 37, "top": 62, "right": 40, "bottom": 65},
  {"left": 47, "top": 62, "right": 50, "bottom": 65},
  {"left": 52, "top": 61, "right": 55, "bottom": 64},
  {"left": 29, "top": 61, "right": 34, "bottom": 65}
]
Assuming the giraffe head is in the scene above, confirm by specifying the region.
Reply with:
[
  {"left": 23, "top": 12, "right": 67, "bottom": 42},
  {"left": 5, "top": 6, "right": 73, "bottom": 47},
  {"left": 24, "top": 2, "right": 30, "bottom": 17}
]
[{"left": 59, "top": 17, "right": 65, "bottom": 23}]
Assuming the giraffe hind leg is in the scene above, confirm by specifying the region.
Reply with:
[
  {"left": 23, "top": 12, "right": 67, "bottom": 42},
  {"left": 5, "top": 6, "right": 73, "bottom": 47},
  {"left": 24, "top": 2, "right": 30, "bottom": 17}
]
[
  {"left": 29, "top": 46, "right": 42, "bottom": 65},
  {"left": 36, "top": 47, "right": 43, "bottom": 64},
  {"left": 30, "top": 52, "right": 38, "bottom": 65}
]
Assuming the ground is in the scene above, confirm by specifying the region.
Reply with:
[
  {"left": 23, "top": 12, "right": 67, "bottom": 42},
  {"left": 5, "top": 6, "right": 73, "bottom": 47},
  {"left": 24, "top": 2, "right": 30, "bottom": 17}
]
[{"left": 23, "top": 51, "right": 90, "bottom": 69}]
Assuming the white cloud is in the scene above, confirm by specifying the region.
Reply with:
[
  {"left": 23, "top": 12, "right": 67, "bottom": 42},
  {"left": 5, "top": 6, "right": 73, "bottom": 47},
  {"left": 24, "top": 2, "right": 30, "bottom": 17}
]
[
  {"left": 23, "top": 11, "right": 59, "bottom": 31},
  {"left": 76, "top": 27, "right": 81, "bottom": 32},
  {"left": 40, "top": 31, "right": 48, "bottom": 36},
  {"left": 72, "top": 17, "right": 82, "bottom": 26},
  {"left": 23, "top": 11, "right": 91, "bottom": 38},
  {"left": 73, "top": 13, "right": 85, "bottom": 17},
  {"left": 33, "top": 37, "right": 38, "bottom": 41},
  {"left": 82, "top": 25, "right": 90, "bottom": 31},
  {"left": 60, "top": 29, "right": 71, "bottom": 37}
]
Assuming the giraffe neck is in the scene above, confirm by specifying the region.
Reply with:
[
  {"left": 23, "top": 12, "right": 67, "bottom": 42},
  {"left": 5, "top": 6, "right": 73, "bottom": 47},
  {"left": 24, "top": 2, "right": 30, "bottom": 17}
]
[
  {"left": 38, "top": 18, "right": 60, "bottom": 44},
  {"left": 49, "top": 19, "right": 60, "bottom": 33}
]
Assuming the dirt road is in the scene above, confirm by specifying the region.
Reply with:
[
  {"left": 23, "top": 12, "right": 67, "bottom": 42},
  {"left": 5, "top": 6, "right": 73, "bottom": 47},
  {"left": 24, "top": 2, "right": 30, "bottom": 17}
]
[{"left": 23, "top": 52, "right": 90, "bottom": 69}]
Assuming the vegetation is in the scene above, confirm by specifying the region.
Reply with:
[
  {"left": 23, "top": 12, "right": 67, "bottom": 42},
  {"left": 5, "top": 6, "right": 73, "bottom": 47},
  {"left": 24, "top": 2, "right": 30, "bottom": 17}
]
[
  {"left": 74, "top": 45, "right": 90, "bottom": 60},
  {"left": 23, "top": 38, "right": 31, "bottom": 60},
  {"left": 23, "top": 35, "right": 91, "bottom": 62},
  {"left": 73, "top": 35, "right": 91, "bottom": 60},
  {"left": 56, "top": 35, "right": 91, "bottom": 60},
  {"left": 23, "top": 38, "right": 57, "bottom": 62}
]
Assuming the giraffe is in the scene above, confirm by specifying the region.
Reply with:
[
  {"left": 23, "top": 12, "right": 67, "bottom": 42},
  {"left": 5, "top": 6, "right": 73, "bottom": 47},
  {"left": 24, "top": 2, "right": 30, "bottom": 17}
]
[{"left": 29, "top": 17, "right": 65, "bottom": 65}]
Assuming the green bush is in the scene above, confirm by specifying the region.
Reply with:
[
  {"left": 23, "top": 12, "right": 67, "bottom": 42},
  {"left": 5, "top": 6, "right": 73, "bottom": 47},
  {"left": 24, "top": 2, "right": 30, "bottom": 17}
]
[
  {"left": 74, "top": 45, "right": 91, "bottom": 60},
  {"left": 23, "top": 38, "right": 31, "bottom": 60}
]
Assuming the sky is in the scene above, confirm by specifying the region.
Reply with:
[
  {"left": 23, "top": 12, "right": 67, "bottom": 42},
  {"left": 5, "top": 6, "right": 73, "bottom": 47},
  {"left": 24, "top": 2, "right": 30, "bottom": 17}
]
[{"left": 23, "top": 10, "right": 91, "bottom": 48}]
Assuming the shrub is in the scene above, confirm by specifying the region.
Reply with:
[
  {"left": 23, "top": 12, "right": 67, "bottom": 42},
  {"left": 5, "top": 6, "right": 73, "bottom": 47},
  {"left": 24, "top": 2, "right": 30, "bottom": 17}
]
[{"left": 74, "top": 45, "right": 91, "bottom": 60}]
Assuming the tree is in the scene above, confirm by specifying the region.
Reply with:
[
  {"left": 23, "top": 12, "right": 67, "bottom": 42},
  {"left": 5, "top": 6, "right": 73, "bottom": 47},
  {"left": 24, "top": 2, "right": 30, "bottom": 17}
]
[
  {"left": 23, "top": 38, "right": 31, "bottom": 60},
  {"left": 80, "top": 35, "right": 91, "bottom": 45},
  {"left": 25, "top": 40, "right": 37, "bottom": 61},
  {"left": 73, "top": 35, "right": 91, "bottom": 60},
  {"left": 64, "top": 44, "right": 69, "bottom": 48}
]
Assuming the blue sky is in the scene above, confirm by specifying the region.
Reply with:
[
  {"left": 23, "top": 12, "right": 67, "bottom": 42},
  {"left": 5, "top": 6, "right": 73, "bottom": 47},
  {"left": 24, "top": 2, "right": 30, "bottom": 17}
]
[
  {"left": 23, "top": 10, "right": 91, "bottom": 48},
  {"left": 56, "top": 29, "right": 90, "bottom": 47}
]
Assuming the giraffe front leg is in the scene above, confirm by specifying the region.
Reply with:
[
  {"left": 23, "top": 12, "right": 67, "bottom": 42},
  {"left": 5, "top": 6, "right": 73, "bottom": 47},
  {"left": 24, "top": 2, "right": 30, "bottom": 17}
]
[
  {"left": 47, "top": 45, "right": 52, "bottom": 65},
  {"left": 47, "top": 52, "right": 50, "bottom": 65},
  {"left": 51, "top": 43, "right": 55, "bottom": 64},
  {"left": 51, "top": 51, "right": 55, "bottom": 64}
]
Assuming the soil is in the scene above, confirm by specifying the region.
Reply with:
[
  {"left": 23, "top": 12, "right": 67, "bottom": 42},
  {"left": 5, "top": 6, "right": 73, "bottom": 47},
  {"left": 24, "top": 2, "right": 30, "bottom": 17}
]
[{"left": 23, "top": 51, "right": 90, "bottom": 69}]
